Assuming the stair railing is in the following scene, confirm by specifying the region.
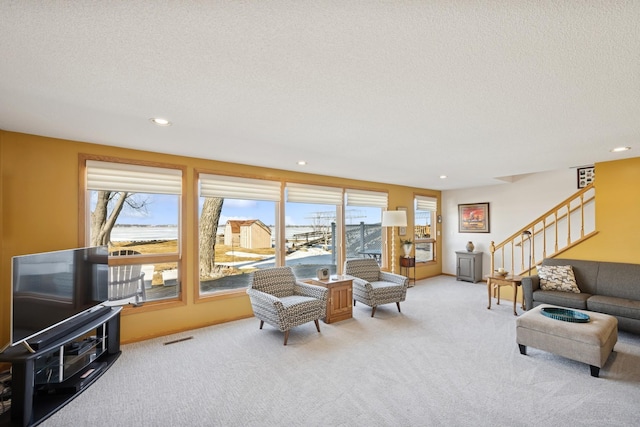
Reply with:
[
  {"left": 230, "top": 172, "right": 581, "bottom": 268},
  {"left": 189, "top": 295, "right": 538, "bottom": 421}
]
[{"left": 490, "top": 183, "right": 597, "bottom": 276}]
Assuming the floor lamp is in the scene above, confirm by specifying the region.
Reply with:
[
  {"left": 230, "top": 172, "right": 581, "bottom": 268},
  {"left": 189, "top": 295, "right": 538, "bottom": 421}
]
[
  {"left": 522, "top": 230, "right": 532, "bottom": 275},
  {"left": 382, "top": 210, "right": 408, "bottom": 274}
]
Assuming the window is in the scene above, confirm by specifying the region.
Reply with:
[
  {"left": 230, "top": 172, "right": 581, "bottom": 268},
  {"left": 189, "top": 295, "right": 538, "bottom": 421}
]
[
  {"left": 345, "top": 189, "right": 387, "bottom": 265},
  {"left": 198, "top": 174, "right": 280, "bottom": 294},
  {"left": 414, "top": 195, "right": 437, "bottom": 263},
  {"left": 285, "top": 183, "right": 343, "bottom": 277},
  {"left": 84, "top": 159, "right": 183, "bottom": 304}
]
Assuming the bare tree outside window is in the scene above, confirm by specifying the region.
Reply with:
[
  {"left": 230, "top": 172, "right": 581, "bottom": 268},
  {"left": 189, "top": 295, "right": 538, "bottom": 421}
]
[
  {"left": 199, "top": 197, "right": 224, "bottom": 278},
  {"left": 90, "top": 191, "right": 150, "bottom": 246}
]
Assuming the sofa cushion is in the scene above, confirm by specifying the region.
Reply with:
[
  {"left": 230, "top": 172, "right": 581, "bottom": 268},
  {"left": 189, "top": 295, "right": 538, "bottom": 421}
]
[
  {"left": 588, "top": 295, "right": 640, "bottom": 321},
  {"left": 532, "top": 290, "right": 590, "bottom": 310},
  {"left": 595, "top": 261, "right": 640, "bottom": 300},
  {"left": 538, "top": 265, "right": 580, "bottom": 293},
  {"left": 541, "top": 258, "right": 599, "bottom": 295}
]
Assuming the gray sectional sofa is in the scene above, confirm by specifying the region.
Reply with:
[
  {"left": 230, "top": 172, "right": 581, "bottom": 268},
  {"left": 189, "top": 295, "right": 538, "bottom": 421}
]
[{"left": 521, "top": 258, "right": 640, "bottom": 334}]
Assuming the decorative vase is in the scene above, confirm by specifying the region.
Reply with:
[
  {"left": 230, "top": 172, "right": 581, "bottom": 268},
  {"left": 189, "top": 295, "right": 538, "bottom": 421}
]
[
  {"left": 403, "top": 243, "right": 413, "bottom": 258},
  {"left": 466, "top": 241, "right": 475, "bottom": 252}
]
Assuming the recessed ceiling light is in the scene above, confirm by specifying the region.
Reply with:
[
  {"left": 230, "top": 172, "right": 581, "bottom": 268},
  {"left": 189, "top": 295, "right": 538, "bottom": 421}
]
[
  {"left": 150, "top": 117, "right": 172, "bottom": 126},
  {"left": 439, "top": 175, "right": 447, "bottom": 179},
  {"left": 610, "top": 146, "right": 631, "bottom": 152},
  {"left": 297, "top": 160, "right": 307, "bottom": 166}
]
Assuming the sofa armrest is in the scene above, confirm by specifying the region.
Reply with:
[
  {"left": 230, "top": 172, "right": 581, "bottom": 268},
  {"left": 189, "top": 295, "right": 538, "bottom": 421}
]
[{"left": 521, "top": 275, "right": 540, "bottom": 311}]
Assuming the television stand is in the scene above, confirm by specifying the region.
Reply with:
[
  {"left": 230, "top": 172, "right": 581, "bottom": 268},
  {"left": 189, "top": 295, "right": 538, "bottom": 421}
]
[
  {"left": 0, "top": 306, "right": 121, "bottom": 427},
  {"left": 24, "top": 305, "right": 113, "bottom": 353}
]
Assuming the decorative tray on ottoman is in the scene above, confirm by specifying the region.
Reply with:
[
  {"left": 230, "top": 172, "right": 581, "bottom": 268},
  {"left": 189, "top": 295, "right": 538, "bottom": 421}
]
[{"left": 541, "top": 307, "right": 590, "bottom": 323}]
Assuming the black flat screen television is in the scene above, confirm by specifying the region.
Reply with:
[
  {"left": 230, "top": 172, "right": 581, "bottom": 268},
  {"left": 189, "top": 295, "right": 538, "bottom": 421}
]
[{"left": 3, "top": 246, "right": 109, "bottom": 351}]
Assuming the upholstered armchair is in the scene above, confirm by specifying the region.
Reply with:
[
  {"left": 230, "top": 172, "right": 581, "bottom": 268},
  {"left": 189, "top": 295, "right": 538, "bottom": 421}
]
[
  {"left": 344, "top": 258, "right": 409, "bottom": 317},
  {"left": 246, "top": 266, "right": 328, "bottom": 345}
]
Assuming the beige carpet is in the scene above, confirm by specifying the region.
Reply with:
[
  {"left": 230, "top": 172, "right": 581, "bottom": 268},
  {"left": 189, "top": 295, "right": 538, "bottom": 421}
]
[{"left": 44, "top": 275, "right": 640, "bottom": 426}]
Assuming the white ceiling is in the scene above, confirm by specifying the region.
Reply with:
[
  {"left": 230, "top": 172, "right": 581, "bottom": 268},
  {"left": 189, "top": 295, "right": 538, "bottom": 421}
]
[{"left": 1, "top": 1, "right": 638, "bottom": 190}]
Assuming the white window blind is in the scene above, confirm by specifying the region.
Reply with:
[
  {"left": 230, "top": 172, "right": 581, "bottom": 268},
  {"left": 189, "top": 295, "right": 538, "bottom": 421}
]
[
  {"left": 286, "top": 183, "right": 343, "bottom": 205},
  {"left": 86, "top": 160, "right": 182, "bottom": 194},
  {"left": 345, "top": 189, "right": 388, "bottom": 208},
  {"left": 199, "top": 174, "right": 281, "bottom": 201},
  {"left": 416, "top": 195, "right": 437, "bottom": 211}
]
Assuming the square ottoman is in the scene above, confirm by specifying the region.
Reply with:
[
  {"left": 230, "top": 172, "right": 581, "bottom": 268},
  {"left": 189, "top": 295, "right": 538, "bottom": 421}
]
[{"left": 516, "top": 304, "right": 618, "bottom": 377}]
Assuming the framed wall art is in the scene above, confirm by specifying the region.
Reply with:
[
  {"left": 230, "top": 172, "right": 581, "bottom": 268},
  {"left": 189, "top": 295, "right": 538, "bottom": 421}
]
[
  {"left": 458, "top": 202, "right": 490, "bottom": 233},
  {"left": 577, "top": 166, "right": 594, "bottom": 189}
]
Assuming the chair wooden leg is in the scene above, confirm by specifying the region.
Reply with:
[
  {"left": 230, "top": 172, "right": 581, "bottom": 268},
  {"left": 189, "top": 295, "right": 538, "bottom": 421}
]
[
  {"left": 396, "top": 302, "right": 401, "bottom": 313},
  {"left": 259, "top": 320, "right": 264, "bottom": 329},
  {"left": 314, "top": 319, "right": 321, "bottom": 332},
  {"left": 371, "top": 306, "right": 377, "bottom": 317},
  {"left": 283, "top": 330, "right": 289, "bottom": 346}
]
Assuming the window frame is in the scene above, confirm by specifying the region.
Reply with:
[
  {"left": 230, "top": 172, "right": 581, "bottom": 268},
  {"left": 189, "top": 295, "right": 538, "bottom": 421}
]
[
  {"left": 196, "top": 171, "right": 282, "bottom": 299},
  {"left": 79, "top": 154, "right": 187, "bottom": 310},
  {"left": 284, "top": 182, "right": 344, "bottom": 275},
  {"left": 344, "top": 188, "right": 387, "bottom": 267},
  {"left": 414, "top": 195, "right": 438, "bottom": 265}
]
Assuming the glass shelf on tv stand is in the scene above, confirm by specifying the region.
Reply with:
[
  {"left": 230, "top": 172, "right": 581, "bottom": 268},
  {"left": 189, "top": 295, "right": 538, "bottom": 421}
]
[{"left": 34, "top": 326, "right": 108, "bottom": 385}]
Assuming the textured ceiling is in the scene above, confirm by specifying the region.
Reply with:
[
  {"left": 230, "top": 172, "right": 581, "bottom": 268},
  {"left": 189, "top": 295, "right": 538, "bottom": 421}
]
[{"left": 1, "top": 1, "right": 638, "bottom": 190}]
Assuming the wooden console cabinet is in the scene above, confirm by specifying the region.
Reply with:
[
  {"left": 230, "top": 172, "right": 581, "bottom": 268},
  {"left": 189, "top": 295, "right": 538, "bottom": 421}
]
[
  {"left": 305, "top": 277, "right": 353, "bottom": 323},
  {"left": 0, "top": 307, "right": 121, "bottom": 427}
]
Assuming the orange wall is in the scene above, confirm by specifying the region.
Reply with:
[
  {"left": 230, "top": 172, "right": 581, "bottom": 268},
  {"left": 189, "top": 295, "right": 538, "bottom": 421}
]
[
  {"left": 1, "top": 131, "right": 441, "bottom": 344},
  {"left": 560, "top": 156, "right": 640, "bottom": 263}
]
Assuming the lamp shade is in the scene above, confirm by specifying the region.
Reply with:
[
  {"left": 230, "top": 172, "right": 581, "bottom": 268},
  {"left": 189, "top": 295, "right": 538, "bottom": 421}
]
[{"left": 382, "top": 210, "right": 407, "bottom": 227}]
